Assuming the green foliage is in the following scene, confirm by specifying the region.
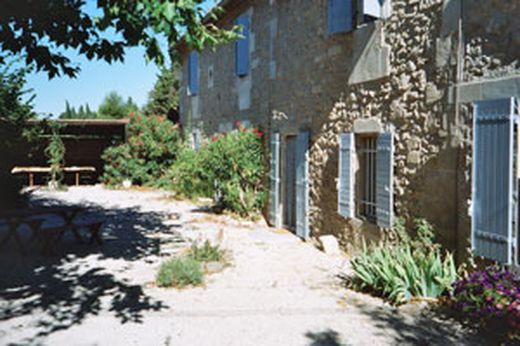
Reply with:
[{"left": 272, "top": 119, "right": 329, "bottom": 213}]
[
  {"left": 189, "top": 240, "right": 225, "bottom": 263},
  {"left": 97, "top": 91, "right": 139, "bottom": 119},
  {"left": 59, "top": 101, "right": 98, "bottom": 119},
  {"left": 1, "top": 1, "right": 239, "bottom": 78},
  {"left": 44, "top": 123, "right": 66, "bottom": 187},
  {"left": 169, "top": 124, "right": 266, "bottom": 217},
  {"left": 156, "top": 256, "right": 203, "bottom": 288},
  {"left": 348, "top": 219, "right": 458, "bottom": 305},
  {"left": 144, "top": 64, "right": 179, "bottom": 118},
  {"left": 166, "top": 142, "right": 213, "bottom": 198},
  {"left": 101, "top": 114, "right": 181, "bottom": 186},
  {"left": 0, "top": 61, "right": 36, "bottom": 208}
]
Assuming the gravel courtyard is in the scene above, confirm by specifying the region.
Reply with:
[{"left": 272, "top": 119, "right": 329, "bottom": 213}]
[{"left": 0, "top": 187, "right": 480, "bottom": 345}]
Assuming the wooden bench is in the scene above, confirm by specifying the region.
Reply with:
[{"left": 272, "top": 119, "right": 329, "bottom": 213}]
[{"left": 11, "top": 166, "right": 96, "bottom": 187}]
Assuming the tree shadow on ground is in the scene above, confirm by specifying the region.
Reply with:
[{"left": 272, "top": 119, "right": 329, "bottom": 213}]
[
  {"left": 348, "top": 297, "right": 484, "bottom": 345},
  {"left": 305, "top": 329, "right": 350, "bottom": 346},
  {"left": 0, "top": 194, "right": 181, "bottom": 344}
]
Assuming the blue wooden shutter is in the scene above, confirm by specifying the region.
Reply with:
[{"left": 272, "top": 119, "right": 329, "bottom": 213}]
[
  {"left": 328, "top": 0, "right": 353, "bottom": 34},
  {"left": 269, "top": 133, "right": 281, "bottom": 227},
  {"left": 235, "top": 15, "right": 250, "bottom": 77},
  {"left": 338, "top": 133, "right": 355, "bottom": 218},
  {"left": 472, "top": 97, "right": 516, "bottom": 264},
  {"left": 363, "top": 0, "right": 384, "bottom": 18},
  {"left": 376, "top": 132, "right": 394, "bottom": 228},
  {"left": 188, "top": 52, "right": 199, "bottom": 95},
  {"left": 296, "top": 130, "right": 310, "bottom": 239}
]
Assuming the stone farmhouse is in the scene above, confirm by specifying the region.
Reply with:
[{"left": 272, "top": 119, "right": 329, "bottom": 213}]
[{"left": 178, "top": 0, "right": 520, "bottom": 266}]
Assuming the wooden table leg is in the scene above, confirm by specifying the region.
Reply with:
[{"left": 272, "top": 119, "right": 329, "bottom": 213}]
[
  {"left": 29, "top": 173, "right": 34, "bottom": 187},
  {"left": 27, "top": 219, "right": 44, "bottom": 243},
  {"left": 88, "top": 223, "right": 103, "bottom": 245},
  {"left": 0, "top": 219, "right": 25, "bottom": 254},
  {"left": 56, "top": 210, "right": 82, "bottom": 243},
  {"left": 75, "top": 172, "right": 79, "bottom": 186}
]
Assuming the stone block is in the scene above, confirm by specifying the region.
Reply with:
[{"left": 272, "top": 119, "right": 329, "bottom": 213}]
[
  {"left": 353, "top": 117, "right": 382, "bottom": 134},
  {"left": 318, "top": 235, "right": 341, "bottom": 256},
  {"left": 407, "top": 151, "right": 421, "bottom": 165}
]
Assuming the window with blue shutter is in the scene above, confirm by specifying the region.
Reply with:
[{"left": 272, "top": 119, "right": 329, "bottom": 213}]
[
  {"left": 328, "top": 0, "right": 353, "bottom": 34},
  {"left": 269, "top": 133, "right": 281, "bottom": 227},
  {"left": 363, "top": 0, "right": 386, "bottom": 19},
  {"left": 338, "top": 133, "right": 355, "bottom": 218},
  {"left": 235, "top": 15, "right": 250, "bottom": 77},
  {"left": 376, "top": 132, "right": 394, "bottom": 229},
  {"left": 472, "top": 97, "right": 516, "bottom": 264},
  {"left": 188, "top": 52, "right": 199, "bottom": 95},
  {"left": 296, "top": 130, "right": 310, "bottom": 239}
]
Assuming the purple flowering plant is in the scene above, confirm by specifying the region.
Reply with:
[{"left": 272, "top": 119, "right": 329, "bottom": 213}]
[{"left": 451, "top": 266, "right": 520, "bottom": 339}]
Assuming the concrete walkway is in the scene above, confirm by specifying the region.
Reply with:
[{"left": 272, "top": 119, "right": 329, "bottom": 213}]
[{"left": 0, "top": 187, "right": 479, "bottom": 345}]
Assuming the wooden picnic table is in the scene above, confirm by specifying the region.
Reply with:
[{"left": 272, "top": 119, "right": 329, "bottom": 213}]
[
  {"left": 0, "top": 206, "right": 103, "bottom": 255},
  {"left": 11, "top": 166, "right": 96, "bottom": 186}
]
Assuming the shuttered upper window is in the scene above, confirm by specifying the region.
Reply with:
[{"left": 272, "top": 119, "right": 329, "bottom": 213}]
[
  {"left": 328, "top": 0, "right": 353, "bottom": 34},
  {"left": 329, "top": 1, "right": 391, "bottom": 34},
  {"left": 235, "top": 15, "right": 250, "bottom": 77},
  {"left": 188, "top": 52, "right": 199, "bottom": 96}
]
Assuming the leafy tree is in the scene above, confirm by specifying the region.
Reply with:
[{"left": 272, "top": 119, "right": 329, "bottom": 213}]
[
  {"left": 125, "top": 96, "right": 139, "bottom": 115},
  {"left": 97, "top": 91, "right": 129, "bottom": 119},
  {"left": 60, "top": 101, "right": 99, "bottom": 119},
  {"left": 0, "top": 61, "right": 37, "bottom": 208},
  {"left": 85, "top": 103, "right": 96, "bottom": 118},
  {"left": 144, "top": 64, "right": 179, "bottom": 118},
  {"left": 77, "top": 105, "right": 86, "bottom": 119},
  {"left": 0, "top": 1, "right": 239, "bottom": 78}
]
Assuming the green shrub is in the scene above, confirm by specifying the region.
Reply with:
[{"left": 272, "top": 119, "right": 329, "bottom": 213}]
[
  {"left": 102, "top": 114, "right": 181, "bottom": 186},
  {"left": 169, "top": 123, "right": 266, "bottom": 217},
  {"left": 189, "top": 240, "right": 225, "bottom": 263},
  {"left": 44, "top": 122, "right": 66, "bottom": 188},
  {"left": 166, "top": 142, "right": 213, "bottom": 198},
  {"left": 348, "top": 219, "right": 458, "bottom": 305},
  {"left": 156, "top": 256, "right": 203, "bottom": 288}
]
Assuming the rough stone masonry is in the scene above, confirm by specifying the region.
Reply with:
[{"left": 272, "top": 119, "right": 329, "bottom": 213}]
[{"left": 178, "top": 0, "right": 520, "bottom": 262}]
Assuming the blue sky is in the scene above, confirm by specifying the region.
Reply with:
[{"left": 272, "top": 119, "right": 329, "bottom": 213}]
[{"left": 26, "top": 0, "right": 217, "bottom": 117}]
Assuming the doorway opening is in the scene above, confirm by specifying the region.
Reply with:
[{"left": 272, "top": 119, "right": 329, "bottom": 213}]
[{"left": 283, "top": 135, "right": 297, "bottom": 230}]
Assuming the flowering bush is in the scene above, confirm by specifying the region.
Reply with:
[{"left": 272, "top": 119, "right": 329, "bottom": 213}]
[
  {"left": 102, "top": 114, "right": 181, "bottom": 186},
  {"left": 451, "top": 266, "right": 520, "bottom": 340},
  {"left": 169, "top": 122, "right": 266, "bottom": 217}
]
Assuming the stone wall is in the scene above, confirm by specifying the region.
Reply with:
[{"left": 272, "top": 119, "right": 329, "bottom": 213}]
[
  {"left": 308, "top": 0, "right": 462, "bottom": 254},
  {"left": 179, "top": 0, "right": 520, "bottom": 261}
]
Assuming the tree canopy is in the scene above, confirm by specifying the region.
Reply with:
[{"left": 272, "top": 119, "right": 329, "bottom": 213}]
[
  {"left": 144, "top": 64, "right": 179, "bottom": 118},
  {"left": 97, "top": 91, "right": 139, "bottom": 119},
  {"left": 59, "top": 101, "right": 98, "bottom": 119},
  {"left": 0, "top": 0, "right": 238, "bottom": 78},
  {"left": 0, "top": 63, "right": 37, "bottom": 208}
]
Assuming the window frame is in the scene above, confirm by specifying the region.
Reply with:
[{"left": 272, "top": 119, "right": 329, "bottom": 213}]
[{"left": 356, "top": 134, "right": 378, "bottom": 223}]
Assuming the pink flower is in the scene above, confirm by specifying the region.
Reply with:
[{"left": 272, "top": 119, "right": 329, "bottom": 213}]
[{"left": 256, "top": 132, "right": 263, "bottom": 137}]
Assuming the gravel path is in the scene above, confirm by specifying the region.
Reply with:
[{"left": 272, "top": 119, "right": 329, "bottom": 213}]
[{"left": 0, "top": 187, "right": 480, "bottom": 345}]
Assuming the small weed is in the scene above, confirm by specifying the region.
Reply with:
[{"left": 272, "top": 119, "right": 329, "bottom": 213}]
[
  {"left": 156, "top": 257, "right": 203, "bottom": 288},
  {"left": 189, "top": 240, "right": 225, "bottom": 263}
]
